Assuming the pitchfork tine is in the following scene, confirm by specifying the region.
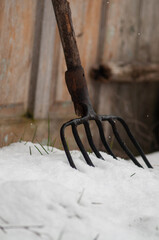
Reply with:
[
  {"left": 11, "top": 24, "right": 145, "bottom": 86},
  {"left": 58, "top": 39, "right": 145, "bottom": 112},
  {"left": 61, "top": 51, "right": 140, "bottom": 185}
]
[
  {"left": 117, "top": 117, "right": 153, "bottom": 168},
  {"left": 60, "top": 123, "right": 77, "bottom": 169},
  {"left": 72, "top": 124, "right": 95, "bottom": 167},
  {"left": 83, "top": 122, "right": 104, "bottom": 159},
  {"left": 109, "top": 119, "right": 143, "bottom": 168},
  {"left": 95, "top": 120, "right": 116, "bottom": 159}
]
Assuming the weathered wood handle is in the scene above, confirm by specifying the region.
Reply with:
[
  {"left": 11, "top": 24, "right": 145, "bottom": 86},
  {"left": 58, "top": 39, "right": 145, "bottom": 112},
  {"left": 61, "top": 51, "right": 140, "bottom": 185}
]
[
  {"left": 51, "top": 0, "right": 81, "bottom": 69},
  {"left": 52, "top": 0, "right": 94, "bottom": 117}
]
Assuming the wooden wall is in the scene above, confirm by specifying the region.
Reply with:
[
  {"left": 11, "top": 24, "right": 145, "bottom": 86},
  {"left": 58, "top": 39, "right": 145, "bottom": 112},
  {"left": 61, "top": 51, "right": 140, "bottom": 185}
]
[
  {"left": 0, "top": 0, "right": 159, "bottom": 154},
  {"left": 96, "top": 0, "right": 159, "bottom": 154}
]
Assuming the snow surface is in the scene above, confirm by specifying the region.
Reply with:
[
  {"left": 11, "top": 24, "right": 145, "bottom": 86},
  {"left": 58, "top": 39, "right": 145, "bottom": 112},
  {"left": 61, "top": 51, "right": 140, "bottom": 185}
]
[{"left": 0, "top": 142, "right": 159, "bottom": 240}]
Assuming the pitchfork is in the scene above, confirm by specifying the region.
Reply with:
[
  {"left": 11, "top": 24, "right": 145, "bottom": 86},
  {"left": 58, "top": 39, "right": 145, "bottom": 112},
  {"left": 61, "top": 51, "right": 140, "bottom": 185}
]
[{"left": 52, "top": 0, "right": 153, "bottom": 169}]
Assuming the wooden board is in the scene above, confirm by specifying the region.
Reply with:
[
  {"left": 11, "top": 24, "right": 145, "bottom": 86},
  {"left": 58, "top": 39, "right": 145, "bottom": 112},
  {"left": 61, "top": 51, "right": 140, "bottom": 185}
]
[
  {"left": 0, "top": 0, "right": 37, "bottom": 117},
  {"left": 101, "top": 0, "right": 141, "bottom": 63},
  {"left": 33, "top": 0, "right": 56, "bottom": 118},
  {"left": 136, "top": 0, "right": 159, "bottom": 62}
]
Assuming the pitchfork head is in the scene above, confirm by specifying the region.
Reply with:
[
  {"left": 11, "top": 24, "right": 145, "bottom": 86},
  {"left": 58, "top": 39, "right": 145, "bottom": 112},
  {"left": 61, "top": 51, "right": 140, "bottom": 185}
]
[
  {"left": 52, "top": 0, "right": 153, "bottom": 170},
  {"left": 60, "top": 67, "right": 153, "bottom": 169},
  {"left": 60, "top": 111, "right": 153, "bottom": 169}
]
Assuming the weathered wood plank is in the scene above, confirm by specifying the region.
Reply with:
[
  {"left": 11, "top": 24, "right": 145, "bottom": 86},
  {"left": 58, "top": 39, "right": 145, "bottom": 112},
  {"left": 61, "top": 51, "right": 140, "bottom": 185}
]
[
  {"left": 33, "top": 0, "right": 56, "bottom": 118},
  {"left": 137, "top": 0, "right": 159, "bottom": 62},
  {"left": 102, "top": 0, "right": 141, "bottom": 63},
  {"left": 27, "top": 0, "right": 44, "bottom": 115},
  {"left": 0, "top": 0, "right": 37, "bottom": 117}
]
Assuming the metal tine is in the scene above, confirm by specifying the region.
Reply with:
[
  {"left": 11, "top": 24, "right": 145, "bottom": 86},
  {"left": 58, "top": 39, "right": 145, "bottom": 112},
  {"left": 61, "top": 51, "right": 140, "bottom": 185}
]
[
  {"left": 108, "top": 119, "right": 143, "bottom": 168},
  {"left": 95, "top": 120, "right": 116, "bottom": 159},
  {"left": 83, "top": 121, "right": 104, "bottom": 160},
  {"left": 60, "top": 124, "right": 77, "bottom": 169},
  {"left": 71, "top": 124, "right": 95, "bottom": 167},
  {"left": 117, "top": 117, "right": 153, "bottom": 168}
]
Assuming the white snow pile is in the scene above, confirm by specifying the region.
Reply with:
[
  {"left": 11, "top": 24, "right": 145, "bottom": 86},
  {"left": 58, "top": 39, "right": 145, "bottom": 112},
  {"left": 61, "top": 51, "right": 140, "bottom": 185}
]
[{"left": 0, "top": 142, "right": 159, "bottom": 240}]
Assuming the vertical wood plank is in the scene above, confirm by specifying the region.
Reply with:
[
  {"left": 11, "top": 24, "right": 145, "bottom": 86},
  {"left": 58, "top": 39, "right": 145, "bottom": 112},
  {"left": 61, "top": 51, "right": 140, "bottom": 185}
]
[
  {"left": 137, "top": 0, "right": 159, "bottom": 62},
  {"left": 102, "top": 0, "right": 141, "bottom": 63},
  {"left": 27, "top": 0, "right": 44, "bottom": 115},
  {"left": 0, "top": 0, "right": 37, "bottom": 116},
  {"left": 34, "top": 0, "right": 56, "bottom": 118}
]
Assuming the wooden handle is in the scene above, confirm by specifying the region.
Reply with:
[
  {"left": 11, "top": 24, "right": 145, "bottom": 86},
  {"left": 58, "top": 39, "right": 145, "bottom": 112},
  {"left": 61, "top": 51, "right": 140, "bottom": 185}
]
[
  {"left": 52, "top": 0, "right": 94, "bottom": 117},
  {"left": 52, "top": 0, "right": 81, "bottom": 69}
]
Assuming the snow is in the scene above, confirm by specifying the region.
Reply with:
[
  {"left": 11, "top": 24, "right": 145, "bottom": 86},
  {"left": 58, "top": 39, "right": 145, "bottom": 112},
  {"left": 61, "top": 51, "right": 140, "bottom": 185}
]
[{"left": 0, "top": 142, "right": 159, "bottom": 240}]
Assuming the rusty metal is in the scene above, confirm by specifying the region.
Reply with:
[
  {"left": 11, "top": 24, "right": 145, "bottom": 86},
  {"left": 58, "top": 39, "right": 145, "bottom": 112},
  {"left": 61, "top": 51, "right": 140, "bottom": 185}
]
[{"left": 52, "top": 0, "right": 153, "bottom": 169}]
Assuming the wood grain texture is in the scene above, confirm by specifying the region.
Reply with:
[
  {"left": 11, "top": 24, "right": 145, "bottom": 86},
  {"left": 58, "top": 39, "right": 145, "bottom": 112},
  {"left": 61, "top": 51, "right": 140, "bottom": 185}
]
[
  {"left": 136, "top": 0, "right": 159, "bottom": 62},
  {"left": 0, "top": 0, "right": 37, "bottom": 117},
  {"left": 27, "top": 0, "right": 44, "bottom": 115},
  {"left": 102, "top": 0, "right": 141, "bottom": 63},
  {"left": 34, "top": 0, "right": 56, "bottom": 118}
]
